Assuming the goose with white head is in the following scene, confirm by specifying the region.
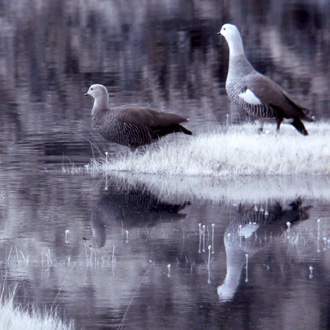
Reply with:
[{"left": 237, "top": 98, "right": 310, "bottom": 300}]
[
  {"left": 219, "top": 24, "right": 314, "bottom": 135},
  {"left": 85, "top": 84, "right": 192, "bottom": 150}
]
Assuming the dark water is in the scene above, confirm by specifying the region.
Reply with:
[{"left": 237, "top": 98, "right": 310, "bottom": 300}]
[{"left": 1, "top": 0, "right": 330, "bottom": 329}]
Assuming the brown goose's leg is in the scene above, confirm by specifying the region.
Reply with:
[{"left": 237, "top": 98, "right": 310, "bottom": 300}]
[{"left": 276, "top": 117, "right": 283, "bottom": 133}]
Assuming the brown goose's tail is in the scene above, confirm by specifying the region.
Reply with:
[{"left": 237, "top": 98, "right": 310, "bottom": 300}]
[
  {"left": 153, "top": 124, "right": 192, "bottom": 139},
  {"left": 178, "top": 125, "right": 192, "bottom": 135}
]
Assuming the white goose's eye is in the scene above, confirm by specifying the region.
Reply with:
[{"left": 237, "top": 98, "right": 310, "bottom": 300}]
[{"left": 91, "top": 87, "right": 94, "bottom": 91}]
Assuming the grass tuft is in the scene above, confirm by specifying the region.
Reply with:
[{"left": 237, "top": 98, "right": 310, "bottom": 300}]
[
  {"left": 0, "top": 288, "right": 74, "bottom": 330},
  {"left": 81, "top": 123, "right": 330, "bottom": 177}
]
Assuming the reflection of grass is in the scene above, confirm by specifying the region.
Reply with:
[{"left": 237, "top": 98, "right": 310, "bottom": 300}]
[
  {"left": 4, "top": 244, "right": 117, "bottom": 270},
  {"left": 96, "top": 172, "right": 330, "bottom": 203},
  {"left": 81, "top": 123, "right": 330, "bottom": 177},
  {"left": 0, "top": 288, "right": 74, "bottom": 330}
]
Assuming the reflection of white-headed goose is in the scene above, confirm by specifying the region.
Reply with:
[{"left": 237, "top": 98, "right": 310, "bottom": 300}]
[
  {"left": 217, "top": 198, "right": 311, "bottom": 302},
  {"left": 85, "top": 84, "right": 192, "bottom": 150},
  {"left": 219, "top": 24, "right": 314, "bottom": 135},
  {"left": 90, "top": 178, "right": 190, "bottom": 248}
]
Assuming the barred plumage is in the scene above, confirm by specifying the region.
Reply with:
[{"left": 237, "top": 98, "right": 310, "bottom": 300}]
[
  {"left": 226, "top": 80, "right": 275, "bottom": 119},
  {"left": 86, "top": 84, "right": 192, "bottom": 149},
  {"left": 93, "top": 113, "right": 152, "bottom": 148}
]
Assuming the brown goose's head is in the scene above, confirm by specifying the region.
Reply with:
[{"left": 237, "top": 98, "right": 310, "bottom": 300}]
[{"left": 85, "top": 84, "right": 109, "bottom": 100}]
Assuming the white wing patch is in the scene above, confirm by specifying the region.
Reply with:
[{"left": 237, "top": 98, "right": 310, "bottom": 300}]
[
  {"left": 239, "top": 89, "right": 262, "bottom": 105},
  {"left": 239, "top": 223, "right": 259, "bottom": 239}
]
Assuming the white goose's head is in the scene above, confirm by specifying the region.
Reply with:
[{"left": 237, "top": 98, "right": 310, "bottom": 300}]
[
  {"left": 219, "top": 24, "right": 240, "bottom": 39},
  {"left": 218, "top": 23, "right": 245, "bottom": 56}
]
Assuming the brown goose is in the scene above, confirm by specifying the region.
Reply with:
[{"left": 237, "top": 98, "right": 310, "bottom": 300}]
[
  {"left": 219, "top": 24, "right": 314, "bottom": 135},
  {"left": 85, "top": 84, "right": 192, "bottom": 150}
]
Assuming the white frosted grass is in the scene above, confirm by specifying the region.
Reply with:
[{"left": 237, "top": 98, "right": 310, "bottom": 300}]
[
  {"left": 86, "top": 123, "right": 330, "bottom": 177},
  {"left": 0, "top": 289, "right": 74, "bottom": 330}
]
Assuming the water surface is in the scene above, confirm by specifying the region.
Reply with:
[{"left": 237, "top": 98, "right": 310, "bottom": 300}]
[{"left": 1, "top": 172, "right": 330, "bottom": 329}]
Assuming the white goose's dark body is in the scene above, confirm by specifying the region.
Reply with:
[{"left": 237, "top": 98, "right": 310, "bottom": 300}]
[
  {"left": 226, "top": 79, "right": 275, "bottom": 119},
  {"left": 225, "top": 54, "right": 276, "bottom": 119}
]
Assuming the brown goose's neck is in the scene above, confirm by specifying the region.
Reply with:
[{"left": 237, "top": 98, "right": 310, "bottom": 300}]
[{"left": 92, "top": 96, "right": 110, "bottom": 116}]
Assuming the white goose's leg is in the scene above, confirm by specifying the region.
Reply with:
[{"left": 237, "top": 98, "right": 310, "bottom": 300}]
[{"left": 258, "top": 120, "right": 264, "bottom": 134}]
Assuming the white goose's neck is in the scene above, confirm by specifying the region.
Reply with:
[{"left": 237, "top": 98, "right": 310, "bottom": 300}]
[
  {"left": 226, "top": 35, "right": 254, "bottom": 79},
  {"left": 227, "top": 34, "right": 245, "bottom": 57}
]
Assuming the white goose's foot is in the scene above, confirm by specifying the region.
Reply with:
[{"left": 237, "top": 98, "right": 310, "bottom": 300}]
[{"left": 256, "top": 120, "right": 264, "bottom": 134}]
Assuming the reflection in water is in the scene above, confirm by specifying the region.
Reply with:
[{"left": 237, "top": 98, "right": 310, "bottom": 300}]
[
  {"left": 217, "top": 198, "right": 312, "bottom": 302},
  {"left": 102, "top": 172, "right": 330, "bottom": 204},
  {"left": 1, "top": 171, "right": 329, "bottom": 329},
  {"left": 91, "top": 177, "right": 190, "bottom": 248}
]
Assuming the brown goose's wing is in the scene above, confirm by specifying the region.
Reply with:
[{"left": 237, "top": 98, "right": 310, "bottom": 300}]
[
  {"left": 116, "top": 107, "right": 189, "bottom": 128},
  {"left": 245, "top": 73, "right": 312, "bottom": 120}
]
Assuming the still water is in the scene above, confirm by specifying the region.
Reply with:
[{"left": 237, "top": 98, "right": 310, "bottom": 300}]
[
  {"left": 1, "top": 0, "right": 330, "bottom": 329},
  {"left": 1, "top": 172, "right": 330, "bottom": 329}
]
